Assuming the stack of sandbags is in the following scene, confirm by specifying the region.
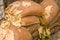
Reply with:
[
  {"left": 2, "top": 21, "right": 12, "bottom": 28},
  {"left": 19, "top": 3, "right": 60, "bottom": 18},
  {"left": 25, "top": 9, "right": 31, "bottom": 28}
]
[
  {"left": 5, "top": 0, "right": 59, "bottom": 39},
  {"left": 16, "top": 0, "right": 59, "bottom": 25},
  {"left": 5, "top": 1, "right": 47, "bottom": 40}
]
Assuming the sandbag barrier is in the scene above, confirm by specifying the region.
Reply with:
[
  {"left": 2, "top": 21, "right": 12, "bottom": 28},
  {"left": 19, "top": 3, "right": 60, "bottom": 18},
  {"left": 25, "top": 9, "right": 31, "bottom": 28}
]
[{"left": 0, "top": 0, "right": 60, "bottom": 40}]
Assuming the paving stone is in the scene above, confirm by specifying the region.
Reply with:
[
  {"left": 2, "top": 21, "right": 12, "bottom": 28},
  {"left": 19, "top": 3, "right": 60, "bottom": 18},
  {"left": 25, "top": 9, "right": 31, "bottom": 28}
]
[
  {"left": 0, "top": 0, "right": 3, "bottom": 5},
  {"left": 0, "top": 0, "right": 5, "bottom": 20}
]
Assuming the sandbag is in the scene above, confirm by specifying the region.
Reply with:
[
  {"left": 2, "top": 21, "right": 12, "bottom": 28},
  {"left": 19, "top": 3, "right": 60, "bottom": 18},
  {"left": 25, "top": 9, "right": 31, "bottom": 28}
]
[
  {"left": 40, "top": 0, "right": 59, "bottom": 24},
  {"left": 5, "top": 1, "right": 44, "bottom": 17}
]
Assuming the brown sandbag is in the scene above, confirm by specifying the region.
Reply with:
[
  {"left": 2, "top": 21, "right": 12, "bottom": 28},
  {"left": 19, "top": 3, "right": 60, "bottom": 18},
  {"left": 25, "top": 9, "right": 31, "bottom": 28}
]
[
  {"left": 21, "top": 16, "right": 40, "bottom": 26},
  {"left": 9, "top": 26, "right": 32, "bottom": 40},
  {"left": 40, "top": 0, "right": 59, "bottom": 24},
  {"left": 5, "top": 1, "right": 44, "bottom": 17}
]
